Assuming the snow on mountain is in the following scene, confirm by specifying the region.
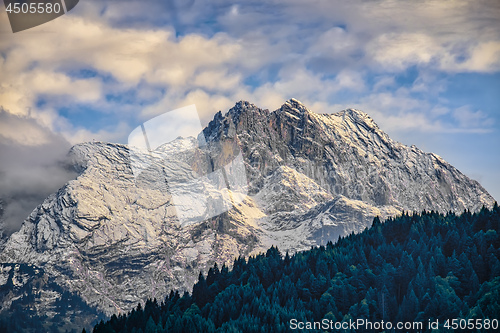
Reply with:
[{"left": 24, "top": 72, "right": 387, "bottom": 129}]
[{"left": 0, "top": 99, "right": 495, "bottom": 326}]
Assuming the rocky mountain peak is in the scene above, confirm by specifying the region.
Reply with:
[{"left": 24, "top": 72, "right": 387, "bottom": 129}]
[
  {"left": 277, "top": 98, "right": 310, "bottom": 117},
  {"left": 227, "top": 100, "right": 261, "bottom": 122},
  {"left": 0, "top": 199, "right": 5, "bottom": 246},
  {"left": 335, "top": 108, "right": 380, "bottom": 131}
]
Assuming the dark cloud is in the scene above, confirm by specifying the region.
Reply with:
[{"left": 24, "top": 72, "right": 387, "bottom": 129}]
[{"left": 0, "top": 111, "right": 77, "bottom": 235}]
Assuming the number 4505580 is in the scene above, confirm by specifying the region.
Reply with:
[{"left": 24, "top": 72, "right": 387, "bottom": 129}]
[
  {"left": 6, "top": 2, "right": 62, "bottom": 14},
  {"left": 444, "top": 319, "right": 498, "bottom": 330}
]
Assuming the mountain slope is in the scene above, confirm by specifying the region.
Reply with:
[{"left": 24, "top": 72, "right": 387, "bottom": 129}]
[{"left": 0, "top": 99, "right": 495, "bottom": 330}]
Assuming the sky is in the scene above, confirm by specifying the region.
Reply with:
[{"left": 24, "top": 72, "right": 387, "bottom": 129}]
[{"left": 0, "top": 0, "right": 499, "bottom": 233}]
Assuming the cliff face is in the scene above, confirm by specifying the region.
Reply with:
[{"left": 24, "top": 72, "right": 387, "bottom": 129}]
[{"left": 0, "top": 99, "right": 494, "bottom": 324}]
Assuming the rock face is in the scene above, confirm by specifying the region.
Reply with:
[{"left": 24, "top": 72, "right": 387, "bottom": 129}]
[
  {"left": 0, "top": 99, "right": 495, "bottom": 327},
  {"left": 0, "top": 200, "right": 4, "bottom": 243}
]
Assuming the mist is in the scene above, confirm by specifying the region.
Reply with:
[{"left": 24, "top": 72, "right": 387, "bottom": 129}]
[{"left": 0, "top": 111, "right": 78, "bottom": 236}]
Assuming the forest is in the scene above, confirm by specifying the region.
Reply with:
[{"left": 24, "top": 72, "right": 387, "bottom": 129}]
[{"left": 89, "top": 203, "right": 500, "bottom": 332}]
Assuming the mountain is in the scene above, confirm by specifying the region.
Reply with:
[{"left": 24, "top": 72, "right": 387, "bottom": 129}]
[
  {"left": 0, "top": 99, "right": 495, "bottom": 331},
  {"left": 0, "top": 200, "right": 4, "bottom": 238},
  {"left": 0, "top": 200, "right": 5, "bottom": 248}
]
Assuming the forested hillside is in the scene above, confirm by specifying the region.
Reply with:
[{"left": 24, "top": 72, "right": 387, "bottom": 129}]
[{"left": 91, "top": 205, "right": 500, "bottom": 333}]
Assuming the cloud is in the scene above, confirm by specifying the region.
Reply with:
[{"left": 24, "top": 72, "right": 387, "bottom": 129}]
[
  {"left": 357, "top": 0, "right": 500, "bottom": 73},
  {"left": 368, "top": 33, "right": 500, "bottom": 73},
  {"left": 62, "top": 121, "right": 132, "bottom": 146},
  {"left": 368, "top": 33, "right": 439, "bottom": 71},
  {"left": 441, "top": 41, "right": 500, "bottom": 72},
  {"left": 0, "top": 11, "right": 247, "bottom": 139},
  {"left": 0, "top": 83, "right": 32, "bottom": 117},
  {"left": 26, "top": 71, "right": 102, "bottom": 102},
  {"left": 0, "top": 111, "right": 77, "bottom": 235},
  {"left": 141, "top": 89, "right": 235, "bottom": 125},
  {"left": 373, "top": 76, "right": 396, "bottom": 91},
  {"left": 351, "top": 91, "right": 495, "bottom": 134},
  {"left": 0, "top": 109, "right": 57, "bottom": 146},
  {"left": 334, "top": 70, "right": 366, "bottom": 92},
  {"left": 453, "top": 106, "right": 493, "bottom": 129},
  {"left": 193, "top": 70, "right": 242, "bottom": 93}
]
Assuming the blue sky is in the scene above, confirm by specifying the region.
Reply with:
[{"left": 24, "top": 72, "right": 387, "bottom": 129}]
[{"left": 0, "top": 0, "right": 499, "bottom": 231}]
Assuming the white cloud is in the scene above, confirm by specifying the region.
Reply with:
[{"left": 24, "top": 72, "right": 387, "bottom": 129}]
[
  {"left": 334, "top": 70, "right": 365, "bottom": 92},
  {"left": 0, "top": 84, "right": 31, "bottom": 117},
  {"left": 373, "top": 76, "right": 395, "bottom": 91},
  {"left": 358, "top": 91, "right": 423, "bottom": 114},
  {"left": 0, "top": 111, "right": 76, "bottom": 234},
  {"left": 369, "top": 33, "right": 500, "bottom": 73},
  {"left": 26, "top": 71, "right": 102, "bottom": 102},
  {"left": 453, "top": 106, "right": 493, "bottom": 129},
  {"left": 193, "top": 69, "right": 242, "bottom": 92},
  {"left": 249, "top": 86, "right": 287, "bottom": 112},
  {"left": 349, "top": 92, "right": 495, "bottom": 135},
  {"left": 410, "top": 71, "right": 446, "bottom": 94},
  {"left": 0, "top": 12, "right": 248, "bottom": 145},
  {"left": 63, "top": 122, "right": 131, "bottom": 145},
  {"left": 0, "top": 112, "right": 54, "bottom": 146},
  {"left": 140, "top": 89, "right": 235, "bottom": 125},
  {"left": 368, "top": 33, "right": 439, "bottom": 71},
  {"left": 309, "top": 26, "right": 358, "bottom": 56},
  {"left": 430, "top": 106, "right": 450, "bottom": 117},
  {"left": 230, "top": 4, "right": 239, "bottom": 16},
  {"left": 441, "top": 41, "right": 500, "bottom": 72}
]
